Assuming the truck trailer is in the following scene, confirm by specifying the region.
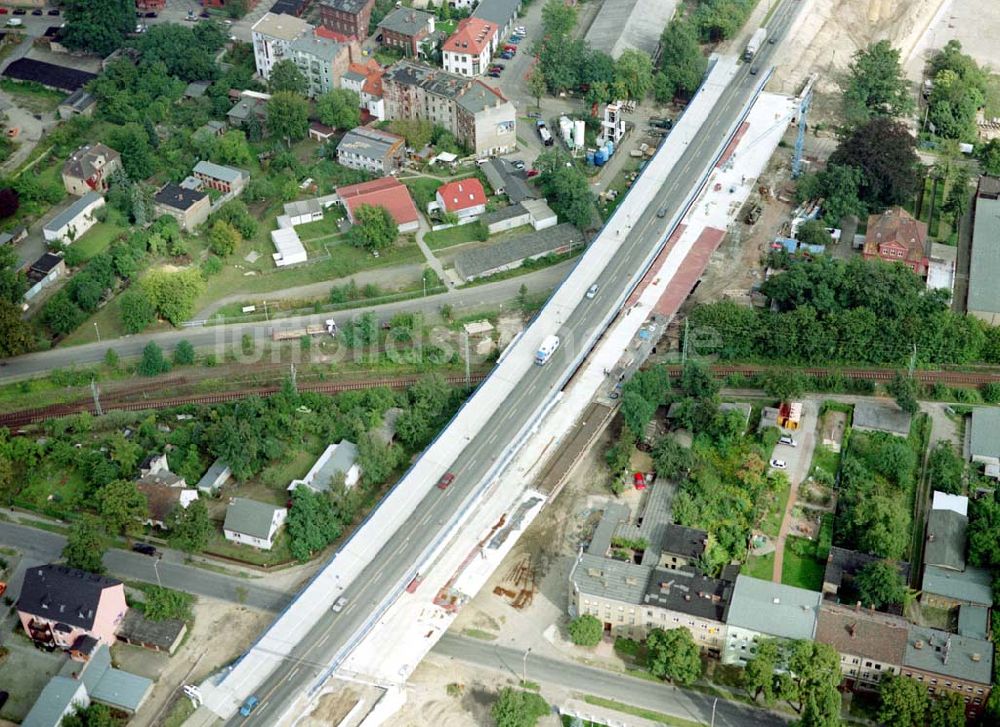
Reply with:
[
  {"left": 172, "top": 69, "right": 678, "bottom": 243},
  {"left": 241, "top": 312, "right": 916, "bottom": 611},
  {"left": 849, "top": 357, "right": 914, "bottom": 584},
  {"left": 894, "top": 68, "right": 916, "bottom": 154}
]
[{"left": 743, "top": 28, "right": 767, "bottom": 61}]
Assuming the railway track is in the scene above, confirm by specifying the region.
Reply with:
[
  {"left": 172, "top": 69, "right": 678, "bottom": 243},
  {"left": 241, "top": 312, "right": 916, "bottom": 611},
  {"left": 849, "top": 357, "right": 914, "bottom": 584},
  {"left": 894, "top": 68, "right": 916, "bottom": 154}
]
[{"left": 0, "top": 374, "right": 488, "bottom": 429}]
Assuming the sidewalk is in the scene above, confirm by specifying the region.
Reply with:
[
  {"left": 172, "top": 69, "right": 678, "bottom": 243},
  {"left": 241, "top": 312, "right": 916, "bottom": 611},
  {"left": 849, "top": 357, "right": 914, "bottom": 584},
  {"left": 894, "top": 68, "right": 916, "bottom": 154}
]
[{"left": 414, "top": 215, "right": 456, "bottom": 289}]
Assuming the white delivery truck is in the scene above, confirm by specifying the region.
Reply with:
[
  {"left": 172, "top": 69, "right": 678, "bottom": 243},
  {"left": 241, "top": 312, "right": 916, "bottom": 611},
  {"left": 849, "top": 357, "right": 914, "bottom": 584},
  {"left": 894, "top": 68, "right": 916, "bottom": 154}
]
[
  {"left": 743, "top": 28, "right": 766, "bottom": 61},
  {"left": 535, "top": 335, "right": 560, "bottom": 365}
]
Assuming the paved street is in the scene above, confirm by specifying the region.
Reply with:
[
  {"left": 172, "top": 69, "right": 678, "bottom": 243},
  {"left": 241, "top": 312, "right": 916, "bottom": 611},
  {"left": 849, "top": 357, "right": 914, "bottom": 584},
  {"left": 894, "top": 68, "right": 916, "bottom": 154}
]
[
  {"left": 770, "top": 400, "right": 818, "bottom": 581},
  {"left": 432, "top": 634, "right": 790, "bottom": 727},
  {"left": 0, "top": 261, "right": 573, "bottom": 382},
  {"left": 226, "top": 3, "right": 805, "bottom": 722},
  {"left": 0, "top": 520, "right": 289, "bottom": 612}
]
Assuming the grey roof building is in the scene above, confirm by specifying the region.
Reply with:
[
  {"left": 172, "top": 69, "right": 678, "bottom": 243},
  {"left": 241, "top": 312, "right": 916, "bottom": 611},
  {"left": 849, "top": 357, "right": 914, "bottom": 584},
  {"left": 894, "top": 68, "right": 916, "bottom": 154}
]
[
  {"left": 224, "top": 498, "right": 286, "bottom": 541},
  {"left": 903, "top": 624, "right": 993, "bottom": 686},
  {"left": 336, "top": 126, "right": 406, "bottom": 174},
  {"left": 471, "top": 0, "right": 522, "bottom": 34},
  {"left": 924, "top": 509, "right": 967, "bottom": 571},
  {"left": 573, "top": 552, "right": 653, "bottom": 605},
  {"left": 117, "top": 609, "right": 188, "bottom": 654},
  {"left": 642, "top": 566, "right": 733, "bottom": 623},
  {"left": 968, "top": 176, "right": 1000, "bottom": 323},
  {"left": 822, "top": 546, "right": 911, "bottom": 607},
  {"left": 969, "top": 407, "right": 1000, "bottom": 471},
  {"left": 454, "top": 222, "right": 582, "bottom": 281},
  {"left": 378, "top": 6, "right": 434, "bottom": 36},
  {"left": 922, "top": 564, "right": 993, "bottom": 607},
  {"left": 852, "top": 401, "right": 912, "bottom": 437},
  {"left": 43, "top": 191, "right": 104, "bottom": 239},
  {"left": 659, "top": 524, "right": 708, "bottom": 562},
  {"left": 584, "top": 0, "right": 679, "bottom": 59},
  {"left": 21, "top": 677, "right": 87, "bottom": 727},
  {"left": 193, "top": 160, "right": 248, "bottom": 188},
  {"left": 196, "top": 458, "right": 231, "bottom": 493},
  {"left": 483, "top": 158, "right": 535, "bottom": 203},
  {"left": 288, "top": 440, "right": 361, "bottom": 492},
  {"left": 17, "top": 566, "right": 122, "bottom": 633},
  {"left": 958, "top": 604, "right": 990, "bottom": 640},
  {"left": 726, "top": 575, "right": 821, "bottom": 641}
]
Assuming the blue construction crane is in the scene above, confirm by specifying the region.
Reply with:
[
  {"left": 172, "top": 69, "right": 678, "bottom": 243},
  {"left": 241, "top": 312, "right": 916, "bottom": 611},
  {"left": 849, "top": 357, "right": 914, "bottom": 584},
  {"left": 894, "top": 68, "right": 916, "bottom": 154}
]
[{"left": 792, "top": 75, "right": 817, "bottom": 179}]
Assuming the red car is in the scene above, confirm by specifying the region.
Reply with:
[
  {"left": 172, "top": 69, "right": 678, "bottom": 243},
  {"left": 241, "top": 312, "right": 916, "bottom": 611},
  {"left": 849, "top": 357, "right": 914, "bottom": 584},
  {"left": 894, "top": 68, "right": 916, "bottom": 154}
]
[
  {"left": 437, "top": 472, "right": 455, "bottom": 490},
  {"left": 526, "top": 169, "right": 540, "bottom": 178},
  {"left": 633, "top": 472, "right": 647, "bottom": 490},
  {"left": 0, "top": 9, "right": 8, "bottom": 14}
]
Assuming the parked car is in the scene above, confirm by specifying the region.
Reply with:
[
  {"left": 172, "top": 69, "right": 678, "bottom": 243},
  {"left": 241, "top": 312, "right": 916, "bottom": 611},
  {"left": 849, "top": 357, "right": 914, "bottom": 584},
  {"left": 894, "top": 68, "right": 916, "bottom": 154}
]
[
  {"left": 526, "top": 169, "right": 540, "bottom": 178},
  {"left": 332, "top": 596, "right": 348, "bottom": 613},
  {"left": 500, "top": 52, "right": 513, "bottom": 60},
  {"left": 0, "top": 10, "right": 8, "bottom": 15},
  {"left": 437, "top": 472, "right": 455, "bottom": 490},
  {"left": 487, "top": 71, "right": 501, "bottom": 78},
  {"left": 778, "top": 435, "right": 797, "bottom": 447},
  {"left": 48, "top": 8, "right": 60, "bottom": 15},
  {"left": 512, "top": 160, "right": 525, "bottom": 170},
  {"left": 239, "top": 696, "right": 259, "bottom": 717},
  {"left": 633, "top": 472, "right": 646, "bottom": 490},
  {"left": 199, "top": 11, "right": 210, "bottom": 17},
  {"left": 31, "top": 9, "right": 43, "bottom": 15},
  {"left": 132, "top": 543, "right": 157, "bottom": 556},
  {"left": 145, "top": 11, "right": 158, "bottom": 18},
  {"left": 770, "top": 458, "right": 787, "bottom": 469},
  {"left": 12, "top": 9, "right": 26, "bottom": 15}
]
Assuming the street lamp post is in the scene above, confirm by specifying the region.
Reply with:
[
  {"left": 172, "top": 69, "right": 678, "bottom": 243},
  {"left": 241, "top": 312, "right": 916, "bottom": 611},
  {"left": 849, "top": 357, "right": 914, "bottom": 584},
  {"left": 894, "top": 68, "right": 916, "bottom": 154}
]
[
  {"left": 522, "top": 647, "right": 532, "bottom": 685},
  {"left": 710, "top": 697, "right": 718, "bottom": 727},
  {"left": 94, "top": 321, "right": 101, "bottom": 343},
  {"left": 153, "top": 555, "right": 162, "bottom": 588}
]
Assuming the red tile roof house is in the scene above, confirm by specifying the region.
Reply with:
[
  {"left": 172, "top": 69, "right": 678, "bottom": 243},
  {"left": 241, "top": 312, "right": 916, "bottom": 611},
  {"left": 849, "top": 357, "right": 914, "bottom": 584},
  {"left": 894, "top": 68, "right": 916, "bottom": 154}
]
[
  {"left": 862, "top": 207, "right": 929, "bottom": 275},
  {"left": 17, "top": 565, "right": 128, "bottom": 653},
  {"left": 336, "top": 177, "right": 420, "bottom": 233},
  {"left": 442, "top": 18, "right": 497, "bottom": 77},
  {"left": 436, "top": 178, "right": 487, "bottom": 220}
]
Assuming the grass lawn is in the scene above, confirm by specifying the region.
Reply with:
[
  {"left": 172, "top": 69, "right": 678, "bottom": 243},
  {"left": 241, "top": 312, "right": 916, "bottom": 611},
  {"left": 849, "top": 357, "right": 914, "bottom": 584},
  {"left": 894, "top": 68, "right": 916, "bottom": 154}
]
[
  {"left": 403, "top": 176, "right": 447, "bottom": 211},
  {"left": 759, "top": 471, "right": 791, "bottom": 539},
  {"left": 0, "top": 78, "right": 64, "bottom": 114},
  {"left": 424, "top": 221, "right": 486, "bottom": 250},
  {"left": 203, "top": 529, "right": 294, "bottom": 566},
  {"left": 16, "top": 467, "right": 89, "bottom": 519},
  {"left": 59, "top": 294, "right": 172, "bottom": 347},
  {"left": 743, "top": 552, "right": 774, "bottom": 581},
  {"left": 983, "top": 73, "right": 1000, "bottom": 119},
  {"left": 71, "top": 222, "right": 127, "bottom": 261},
  {"left": 781, "top": 536, "right": 825, "bottom": 591},
  {"left": 295, "top": 212, "right": 344, "bottom": 241},
  {"left": 582, "top": 696, "right": 703, "bottom": 727}
]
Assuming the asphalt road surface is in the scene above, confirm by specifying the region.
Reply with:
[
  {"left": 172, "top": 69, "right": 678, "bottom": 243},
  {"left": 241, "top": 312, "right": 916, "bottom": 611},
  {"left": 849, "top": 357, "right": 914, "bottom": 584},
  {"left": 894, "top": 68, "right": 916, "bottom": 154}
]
[
  {"left": 0, "top": 262, "right": 572, "bottom": 382},
  {"left": 0, "top": 520, "right": 289, "bottom": 612},
  {"left": 433, "top": 634, "right": 790, "bottom": 726},
  {"left": 233, "top": 3, "right": 803, "bottom": 723}
]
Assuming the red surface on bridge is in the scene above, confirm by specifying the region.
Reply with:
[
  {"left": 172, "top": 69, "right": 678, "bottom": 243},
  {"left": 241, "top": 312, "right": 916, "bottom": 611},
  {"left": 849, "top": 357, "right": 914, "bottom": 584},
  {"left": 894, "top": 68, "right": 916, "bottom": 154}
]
[
  {"left": 716, "top": 121, "right": 749, "bottom": 168},
  {"left": 652, "top": 227, "right": 726, "bottom": 316},
  {"left": 626, "top": 225, "right": 686, "bottom": 308}
]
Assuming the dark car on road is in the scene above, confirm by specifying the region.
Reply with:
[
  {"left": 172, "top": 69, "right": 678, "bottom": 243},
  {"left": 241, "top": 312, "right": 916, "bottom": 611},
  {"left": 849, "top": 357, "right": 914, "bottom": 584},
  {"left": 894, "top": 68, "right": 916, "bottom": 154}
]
[
  {"left": 437, "top": 472, "right": 455, "bottom": 490},
  {"left": 132, "top": 542, "right": 157, "bottom": 556}
]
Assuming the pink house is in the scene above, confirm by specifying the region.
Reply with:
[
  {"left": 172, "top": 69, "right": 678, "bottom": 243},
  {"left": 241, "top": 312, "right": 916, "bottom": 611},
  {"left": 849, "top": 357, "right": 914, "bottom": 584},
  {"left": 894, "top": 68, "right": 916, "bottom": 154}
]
[{"left": 17, "top": 565, "right": 128, "bottom": 652}]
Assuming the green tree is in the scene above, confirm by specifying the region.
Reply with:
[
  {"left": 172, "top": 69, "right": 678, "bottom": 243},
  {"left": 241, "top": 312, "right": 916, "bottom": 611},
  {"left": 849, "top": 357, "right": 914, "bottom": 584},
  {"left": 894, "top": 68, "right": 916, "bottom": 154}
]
[
  {"left": 173, "top": 339, "right": 196, "bottom": 366},
  {"left": 141, "top": 585, "right": 194, "bottom": 621},
  {"left": 928, "top": 692, "right": 965, "bottom": 727},
  {"left": 286, "top": 486, "right": 343, "bottom": 561},
  {"left": 829, "top": 118, "right": 920, "bottom": 209},
  {"left": 745, "top": 638, "right": 780, "bottom": 704},
  {"left": 926, "top": 441, "right": 964, "bottom": 494},
  {"left": 97, "top": 479, "right": 147, "bottom": 538},
  {"left": 656, "top": 19, "right": 706, "bottom": 100},
  {"left": 613, "top": 49, "right": 654, "bottom": 100},
  {"left": 877, "top": 673, "right": 929, "bottom": 727},
  {"left": 968, "top": 492, "right": 1000, "bottom": 567},
  {"left": 348, "top": 204, "right": 399, "bottom": 251},
  {"left": 62, "top": 516, "right": 108, "bottom": 573},
  {"left": 980, "top": 138, "right": 1000, "bottom": 176},
  {"left": 104, "top": 348, "right": 120, "bottom": 369},
  {"left": 166, "top": 499, "right": 212, "bottom": 553},
  {"left": 40, "top": 291, "right": 85, "bottom": 336},
  {"left": 62, "top": 0, "right": 134, "bottom": 56},
  {"left": 568, "top": 614, "right": 603, "bottom": 646},
  {"left": 62, "top": 702, "right": 119, "bottom": 727},
  {"left": 388, "top": 118, "right": 434, "bottom": 149},
  {"left": 214, "top": 130, "right": 253, "bottom": 166},
  {"left": 491, "top": 688, "right": 549, "bottom": 727},
  {"left": 119, "top": 288, "right": 157, "bottom": 333},
  {"left": 0, "top": 299, "right": 32, "bottom": 356},
  {"left": 527, "top": 66, "right": 547, "bottom": 109},
  {"left": 646, "top": 627, "right": 703, "bottom": 685},
  {"left": 266, "top": 91, "right": 310, "bottom": 144},
  {"left": 786, "top": 640, "right": 842, "bottom": 722},
  {"left": 139, "top": 268, "right": 205, "bottom": 326},
  {"left": 357, "top": 434, "right": 400, "bottom": 486},
  {"left": 316, "top": 88, "right": 361, "bottom": 129},
  {"left": 854, "top": 559, "right": 906, "bottom": 608},
  {"left": 209, "top": 219, "right": 241, "bottom": 257},
  {"left": 942, "top": 166, "right": 971, "bottom": 222},
  {"left": 108, "top": 123, "right": 155, "bottom": 180},
  {"left": 139, "top": 341, "right": 171, "bottom": 376},
  {"left": 843, "top": 40, "right": 914, "bottom": 125},
  {"left": 796, "top": 219, "right": 834, "bottom": 246},
  {"left": 762, "top": 369, "right": 808, "bottom": 401},
  {"left": 269, "top": 59, "right": 308, "bottom": 95},
  {"left": 887, "top": 373, "right": 919, "bottom": 414},
  {"left": 652, "top": 437, "right": 692, "bottom": 481},
  {"left": 534, "top": 149, "right": 595, "bottom": 229},
  {"left": 540, "top": 0, "right": 576, "bottom": 37}
]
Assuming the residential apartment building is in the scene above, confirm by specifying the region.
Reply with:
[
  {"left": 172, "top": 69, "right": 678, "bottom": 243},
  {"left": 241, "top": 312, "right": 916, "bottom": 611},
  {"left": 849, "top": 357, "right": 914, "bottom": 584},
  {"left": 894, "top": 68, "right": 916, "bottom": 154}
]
[
  {"left": 153, "top": 184, "right": 210, "bottom": 232},
  {"left": 319, "top": 0, "right": 376, "bottom": 41},
  {"left": 341, "top": 59, "right": 385, "bottom": 120},
  {"left": 251, "top": 12, "right": 312, "bottom": 80},
  {"left": 224, "top": 498, "right": 288, "bottom": 551},
  {"left": 43, "top": 192, "right": 104, "bottom": 245},
  {"left": 336, "top": 126, "right": 405, "bottom": 174},
  {"left": 815, "top": 604, "right": 908, "bottom": 689},
  {"left": 902, "top": 625, "right": 993, "bottom": 719},
  {"left": 442, "top": 18, "right": 496, "bottom": 77},
  {"left": 17, "top": 566, "right": 128, "bottom": 651},
  {"left": 377, "top": 7, "right": 435, "bottom": 57},
  {"left": 967, "top": 176, "right": 1000, "bottom": 323},
  {"left": 471, "top": 0, "right": 522, "bottom": 40},
  {"left": 382, "top": 61, "right": 515, "bottom": 156},
  {"left": 193, "top": 160, "right": 248, "bottom": 196},
  {"left": 290, "top": 33, "right": 356, "bottom": 97},
  {"left": 61, "top": 143, "right": 121, "bottom": 196},
  {"left": 722, "top": 576, "right": 821, "bottom": 666},
  {"left": 862, "top": 206, "right": 929, "bottom": 275}
]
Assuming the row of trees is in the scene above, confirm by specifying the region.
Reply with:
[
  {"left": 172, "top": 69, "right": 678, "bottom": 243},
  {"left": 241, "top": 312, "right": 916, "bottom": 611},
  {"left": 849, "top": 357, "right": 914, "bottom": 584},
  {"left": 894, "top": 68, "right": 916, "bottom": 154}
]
[
  {"left": 690, "top": 255, "right": 1000, "bottom": 366},
  {"left": 532, "top": 149, "right": 596, "bottom": 230}
]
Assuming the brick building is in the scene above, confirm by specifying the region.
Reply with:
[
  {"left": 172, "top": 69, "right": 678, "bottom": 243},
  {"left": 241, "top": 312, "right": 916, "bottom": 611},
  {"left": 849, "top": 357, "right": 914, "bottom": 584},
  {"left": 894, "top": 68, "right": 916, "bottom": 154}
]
[{"left": 319, "top": 0, "right": 376, "bottom": 41}]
